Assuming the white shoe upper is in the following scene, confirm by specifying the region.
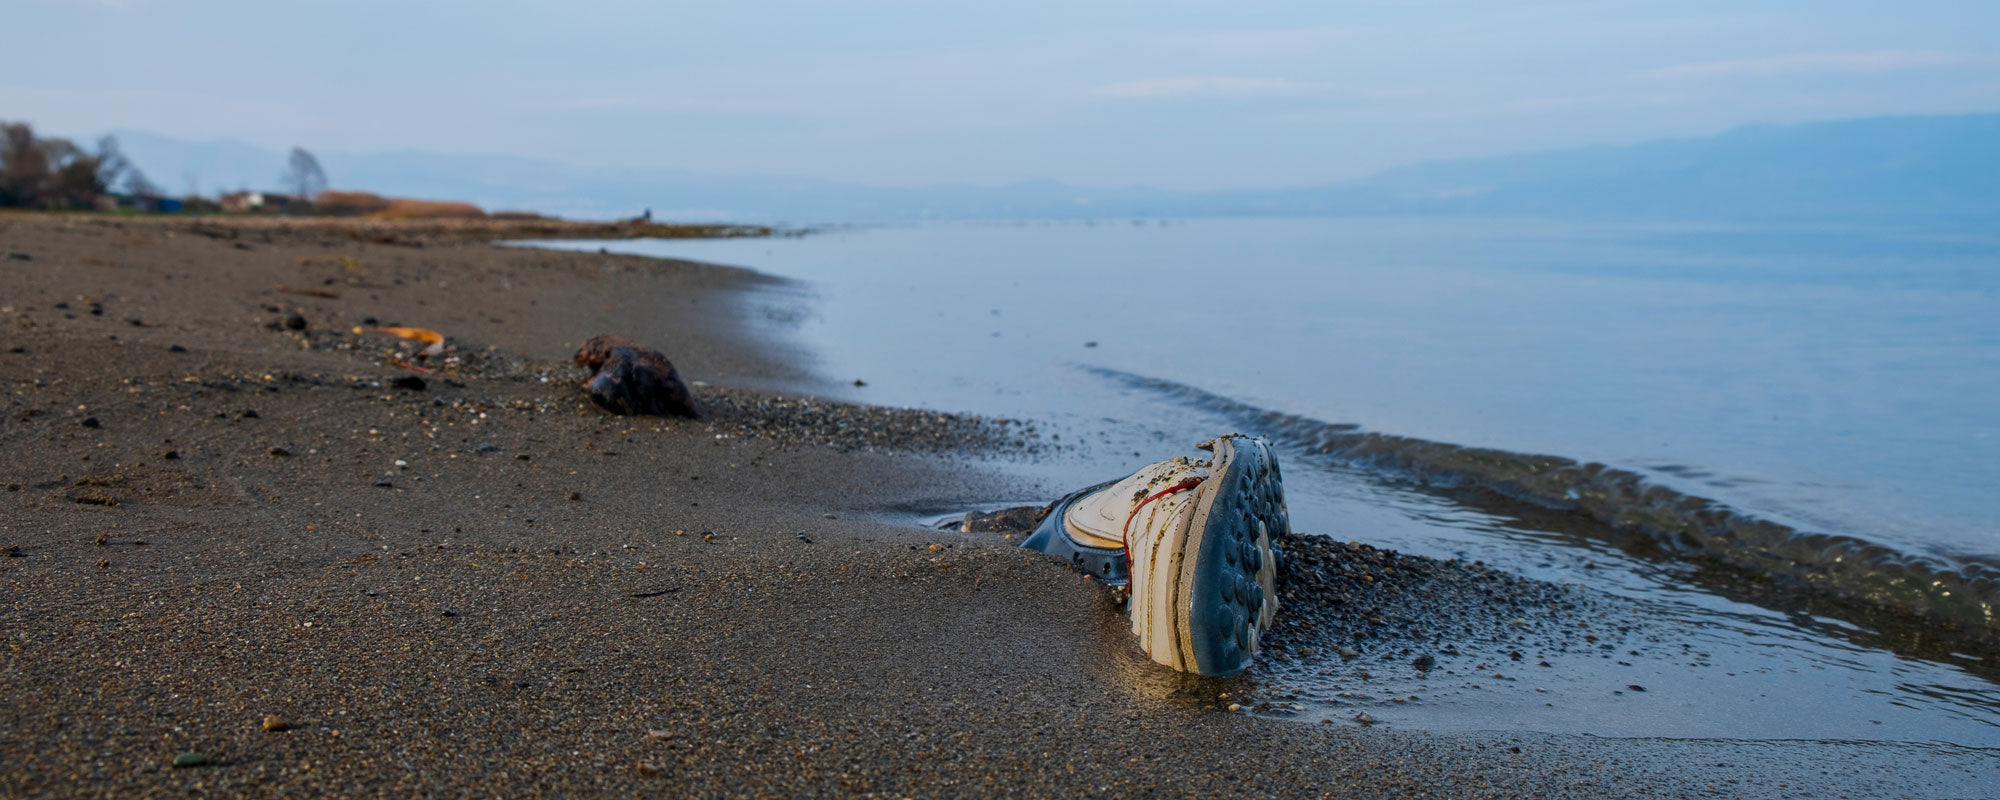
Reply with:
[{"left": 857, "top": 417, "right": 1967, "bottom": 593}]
[{"left": 1062, "top": 455, "right": 1206, "bottom": 549}]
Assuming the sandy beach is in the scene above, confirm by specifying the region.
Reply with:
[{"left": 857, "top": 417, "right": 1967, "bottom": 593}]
[{"left": 2, "top": 215, "right": 1992, "bottom": 799}]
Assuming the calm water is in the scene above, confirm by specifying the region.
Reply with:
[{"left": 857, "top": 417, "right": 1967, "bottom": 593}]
[{"left": 544, "top": 217, "right": 2000, "bottom": 744}]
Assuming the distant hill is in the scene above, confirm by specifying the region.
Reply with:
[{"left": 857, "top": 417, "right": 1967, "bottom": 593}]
[
  {"left": 111, "top": 113, "right": 2000, "bottom": 223},
  {"left": 1346, "top": 113, "right": 2000, "bottom": 222}
]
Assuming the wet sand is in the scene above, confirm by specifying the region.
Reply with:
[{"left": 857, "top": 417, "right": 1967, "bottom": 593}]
[{"left": 2, "top": 215, "right": 1992, "bottom": 798}]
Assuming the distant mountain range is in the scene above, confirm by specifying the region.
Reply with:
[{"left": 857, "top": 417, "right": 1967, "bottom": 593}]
[{"left": 112, "top": 113, "right": 2000, "bottom": 223}]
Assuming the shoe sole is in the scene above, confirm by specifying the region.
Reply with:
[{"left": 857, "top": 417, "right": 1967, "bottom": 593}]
[{"left": 1171, "top": 435, "right": 1286, "bottom": 675}]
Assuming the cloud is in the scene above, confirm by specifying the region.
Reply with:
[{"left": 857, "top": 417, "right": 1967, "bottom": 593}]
[
  {"left": 1639, "top": 50, "right": 1995, "bottom": 81},
  {"left": 1086, "top": 76, "right": 1318, "bottom": 100}
]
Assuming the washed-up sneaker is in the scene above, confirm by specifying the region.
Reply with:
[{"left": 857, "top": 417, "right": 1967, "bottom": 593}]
[{"left": 1020, "top": 435, "right": 1286, "bottom": 675}]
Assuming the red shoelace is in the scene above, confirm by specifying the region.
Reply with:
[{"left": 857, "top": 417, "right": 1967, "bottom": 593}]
[{"left": 1120, "top": 477, "right": 1205, "bottom": 581}]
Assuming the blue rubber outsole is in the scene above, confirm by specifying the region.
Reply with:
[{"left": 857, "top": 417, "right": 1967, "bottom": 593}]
[{"left": 1179, "top": 436, "right": 1287, "bottom": 675}]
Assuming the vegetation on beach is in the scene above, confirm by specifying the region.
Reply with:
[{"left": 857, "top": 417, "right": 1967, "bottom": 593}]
[
  {"left": 0, "top": 122, "right": 145, "bottom": 210},
  {"left": 1, "top": 119, "right": 704, "bottom": 230}
]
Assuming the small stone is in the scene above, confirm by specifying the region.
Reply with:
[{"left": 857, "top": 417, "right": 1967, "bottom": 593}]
[
  {"left": 169, "top": 344, "right": 188, "bottom": 353},
  {"left": 284, "top": 313, "right": 308, "bottom": 331},
  {"left": 853, "top": 378, "right": 867, "bottom": 387},
  {"left": 441, "top": 609, "right": 458, "bottom": 618},
  {"left": 94, "top": 558, "right": 109, "bottom": 569},
  {"left": 390, "top": 375, "right": 427, "bottom": 391},
  {"left": 1627, "top": 684, "right": 1647, "bottom": 692},
  {"left": 647, "top": 729, "right": 673, "bottom": 741},
  {"left": 1338, "top": 646, "right": 1358, "bottom": 660},
  {"left": 160, "top": 450, "right": 179, "bottom": 460},
  {"left": 476, "top": 442, "right": 499, "bottom": 453},
  {"left": 795, "top": 532, "right": 813, "bottom": 543},
  {"left": 568, "top": 492, "right": 583, "bottom": 501},
  {"left": 1412, "top": 654, "right": 1436, "bottom": 671},
  {"left": 1226, "top": 703, "right": 1242, "bottom": 712},
  {"left": 80, "top": 417, "right": 101, "bottom": 429},
  {"left": 172, "top": 752, "right": 208, "bottom": 768},
  {"left": 374, "top": 480, "right": 393, "bottom": 488},
  {"left": 1355, "top": 712, "right": 1376, "bottom": 726},
  {"left": 268, "top": 447, "right": 291, "bottom": 457},
  {"left": 262, "top": 715, "right": 288, "bottom": 732},
  {"left": 635, "top": 762, "right": 663, "bottom": 777}
]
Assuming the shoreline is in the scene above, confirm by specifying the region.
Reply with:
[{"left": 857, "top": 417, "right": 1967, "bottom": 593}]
[{"left": 2, "top": 215, "right": 1992, "bottom": 798}]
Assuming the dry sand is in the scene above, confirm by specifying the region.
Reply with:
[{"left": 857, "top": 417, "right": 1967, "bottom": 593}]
[{"left": 2, "top": 215, "right": 1991, "bottom": 798}]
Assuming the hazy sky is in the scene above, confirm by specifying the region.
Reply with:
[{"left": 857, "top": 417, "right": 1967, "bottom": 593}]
[{"left": 6, "top": 0, "right": 1997, "bottom": 189}]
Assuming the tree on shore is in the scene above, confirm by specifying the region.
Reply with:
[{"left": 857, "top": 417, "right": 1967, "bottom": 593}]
[
  {"left": 280, "top": 147, "right": 327, "bottom": 199},
  {"left": 0, "top": 122, "right": 128, "bottom": 209}
]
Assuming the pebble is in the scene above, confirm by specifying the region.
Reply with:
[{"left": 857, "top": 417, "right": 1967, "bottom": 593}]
[
  {"left": 172, "top": 752, "right": 208, "bottom": 768},
  {"left": 647, "top": 729, "right": 674, "bottom": 741},
  {"left": 262, "top": 715, "right": 288, "bottom": 732},
  {"left": 1338, "top": 646, "right": 1359, "bottom": 659},
  {"left": 635, "top": 762, "right": 663, "bottom": 777},
  {"left": 1227, "top": 703, "right": 1242, "bottom": 712},
  {"left": 1355, "top": 712, "right": 1376, "bottom": 726}
]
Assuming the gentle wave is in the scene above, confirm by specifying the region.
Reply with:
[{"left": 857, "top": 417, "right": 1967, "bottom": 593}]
[{"left": 1083, "top": 366, "right": 1999, "bottom": 640}]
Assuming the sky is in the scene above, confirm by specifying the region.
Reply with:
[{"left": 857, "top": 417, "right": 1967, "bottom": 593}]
[{"left": 5, "top": 0, "right": 1998, "bottom": 190}]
